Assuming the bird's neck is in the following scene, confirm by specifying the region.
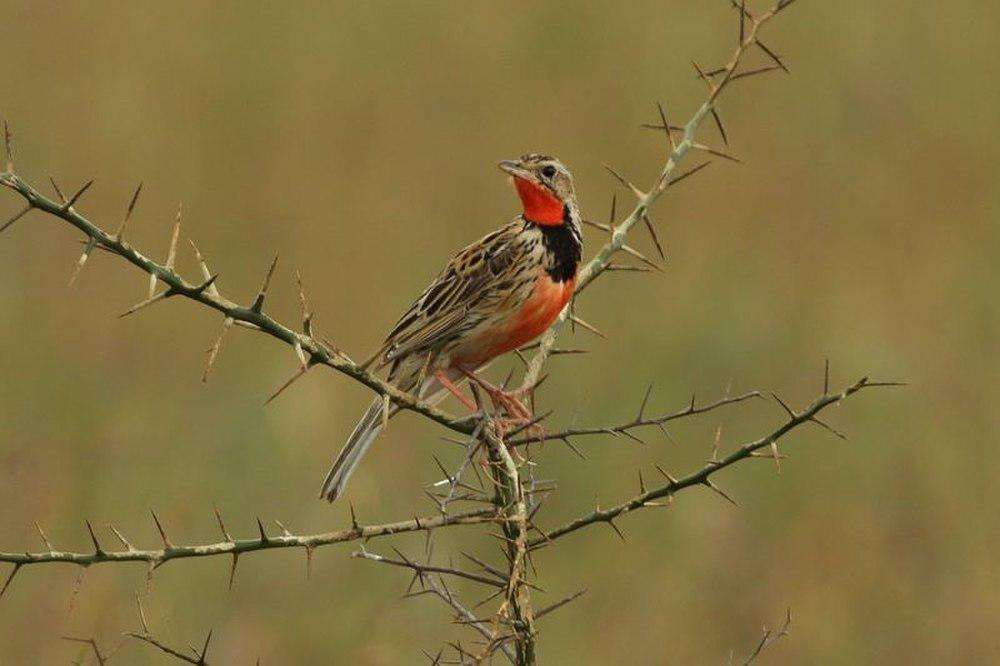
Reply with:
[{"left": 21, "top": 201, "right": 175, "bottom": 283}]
[
  {"left": 528, "top": 199, "right": 582, "bottom": 284},
  {"left": 511, "top": 177, "right": 582, "bottom": 281},
  {"left": 515, "top": 177, "right": 565, "bottom": 226}
]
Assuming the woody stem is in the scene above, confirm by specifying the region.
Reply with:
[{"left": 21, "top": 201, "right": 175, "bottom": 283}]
[{"left": 484, "top": 427, "right": 536, "bottom": 665}]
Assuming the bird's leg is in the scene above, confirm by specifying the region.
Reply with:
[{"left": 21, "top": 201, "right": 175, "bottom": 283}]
[
  {"left": 434, "top": 369, "right": 478, "bottom": 412},
  {"left": 459, "top": 368, "right": 533, "bottom": 422}
]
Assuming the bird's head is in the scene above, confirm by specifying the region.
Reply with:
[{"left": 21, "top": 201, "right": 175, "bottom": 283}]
[{"left": 498, "top": 154, "right": 576, "bottom": 226}]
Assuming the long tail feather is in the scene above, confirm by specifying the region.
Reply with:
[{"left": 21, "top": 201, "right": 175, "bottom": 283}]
[
  {"left": 319, "top": 397, "right": 385, "bottom": 502},
  {"left": 318, "top": 364, "right": 487, "bottom": 502}
]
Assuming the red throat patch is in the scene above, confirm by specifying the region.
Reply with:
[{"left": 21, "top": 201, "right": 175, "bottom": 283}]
[{"left": 513, "top": 177, "right": 564, "bottom": 226}]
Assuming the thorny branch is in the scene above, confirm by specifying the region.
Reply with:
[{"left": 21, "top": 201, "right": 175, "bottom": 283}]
[
  {"left": 0, "top": 3, "right": 878, "bottom": 664},
  {"left": 421, "top": 574, "right": 518, "bottom": 665},
  {"left": 0, "top": 509, "right": 496, "bottom": 577},
  {"left": 733, "top": 608, "right": 792, "bottom": 665},
  {"left": 0, "top": 172, "right": 475, "bottom": 437},
  {"left": 352, "top": 548, "right": 506, "bottom": 589},
  {"left": 125, "top": 596, "right": 214, "bottom": 665},
  {"left": 505, "top": 388, "right": 760, "bottom": 448},
  {"left": 357, "top": 422, "right": 548, "bottom": 666},
  {"left": 518, "top": 0, "right": 796, "bottom": 392},
  {"left": 484, "top": 428, "right": 536, "bottom": 665},
  {"left": 355, "top": 548, "right": 519, "bottom": 664},
  {"left": 61, "top": 596, "right": 219, "bottom": 665},
  {"left": 62, "top": 635, "right": 120, "bottom": 665},
  {"left": 528, "top": 375, "right": 894, "bottom": 548}
]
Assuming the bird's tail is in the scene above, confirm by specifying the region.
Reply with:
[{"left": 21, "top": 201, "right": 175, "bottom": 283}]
[
  {"left": 319, "top": 396, "right": 386, "bottom": 502},
  {"left": 318, "top": 364, "right": 486, "bottom": 503}
]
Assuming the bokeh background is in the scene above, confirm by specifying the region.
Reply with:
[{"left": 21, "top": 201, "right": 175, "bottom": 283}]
[{"left": 0, "top": 1, "right": 996, "bottom": 663}]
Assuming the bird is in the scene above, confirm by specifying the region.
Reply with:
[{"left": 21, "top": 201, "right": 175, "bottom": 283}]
[{"left": 320, "top": 154, "right": 583, "bottom": 502}]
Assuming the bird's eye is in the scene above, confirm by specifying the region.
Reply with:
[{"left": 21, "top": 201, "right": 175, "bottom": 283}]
[{"left": 541, "top": 165, "right": 557, "bottom": 179}]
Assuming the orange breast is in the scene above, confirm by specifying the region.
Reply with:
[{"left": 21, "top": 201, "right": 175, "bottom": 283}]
[{"left": 459, "top": 273, "right": 575, "bottom": 365}]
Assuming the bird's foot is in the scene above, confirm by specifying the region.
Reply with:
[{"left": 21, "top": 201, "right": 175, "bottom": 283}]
[{"left": 459, "top": 369, "right": 533, "bottom": 422}]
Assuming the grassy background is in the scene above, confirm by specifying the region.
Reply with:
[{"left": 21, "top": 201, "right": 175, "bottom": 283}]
[{"left": 0, "top": 1, "right": 997, "bottom": 663}]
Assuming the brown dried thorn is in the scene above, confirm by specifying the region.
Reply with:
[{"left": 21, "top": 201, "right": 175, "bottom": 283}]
[
  {"left": 115, "top": 181, "right": 143, "bottom": 238},
  {"left": 65, "top": 179, "right": 95, "bottom": 211},
  {"left": 3, "top": 120, "right": 13, "bottom": 173},
  {"left": 602, "top": 163, "right": 645, "bottom": 200},
  {"left": 641, "top": 212, "right": 665, "bottom": 259},
  {"left": 668, "top": 161, "right": 712, "bottom": 187},
  {"left": 656, "top": 101, "right": 677, "bottom": 150},
  {"left": 0, "top": 205, "right": 32, "bottom": 234},
  {"left": 251, "top": 253, "right": 280, "bottom": 312}
]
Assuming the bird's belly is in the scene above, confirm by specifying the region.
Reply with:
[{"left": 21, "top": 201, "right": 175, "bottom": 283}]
[{"left": 455, "top": 273, "right": 575, "bottom": 366}]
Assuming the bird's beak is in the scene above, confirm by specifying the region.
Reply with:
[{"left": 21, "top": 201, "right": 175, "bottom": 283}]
[{"left": 498, "top": 160, "right": 535, "bottom": 182}]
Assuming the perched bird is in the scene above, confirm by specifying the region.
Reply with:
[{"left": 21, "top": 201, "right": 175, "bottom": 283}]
[{"left": 320, "top": 154, "right": 583, "bottom": 502}]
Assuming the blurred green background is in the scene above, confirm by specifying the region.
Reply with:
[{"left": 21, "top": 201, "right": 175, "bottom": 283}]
[{"left": 0, "top": 1, "right": 996, "bottom": 663}]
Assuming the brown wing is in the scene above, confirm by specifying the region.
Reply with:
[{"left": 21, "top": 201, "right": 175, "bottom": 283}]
[{"left": 366, "top": 220, "right": 524, "bottom": 371}]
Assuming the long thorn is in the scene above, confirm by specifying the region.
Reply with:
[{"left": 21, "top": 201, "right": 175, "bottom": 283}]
[
  {"left": 165, "top": 204, "right": 182, "bottom": 270},
  {"left": 536, "top": 589, "right": 587, "bottom": 619},
  {"left": 711, "top": 107, "right": 729, "bottom": 145},
  {"left": 135, "top": 594, "right": 150, "bottom": 632},
  {"left": 33, "top": 522, "right": 54, "bottom": 552},
  {"left": 203, "top": 317, "right": 234, "bottom": 382},
  {"left": 295, "top": 269, "right": 313, "bottom": 335},
  {"left": 604, "top": 262, "right": 650, "bottom": 273},
  {"left": 118, "top": 289, "right": 173, "bottom": 318},
  {"left": 731, "top": 65, "right": 784, "bottom": 82},
  {"left": 115, "top": 182, "right": 143, "bottom": 238},
  {"left": 704, "top": 478, "right": 738, "bottom": 506},
  {"left": 85, "top": 520, "right": 104, "bottom": 555},
  {"left": 692, "top": 141, "right": 742, "bottom": 163},
  {"left": 641, "top": 213, "right": 665, "bottom": 259},
  {"left": 638, "top": 383, "right": 654, "bottom": 420},
  {"left": 109, "top": 524, "right": 135, "bottom": 551},
  {"left": 228, "top": 553, "right": 239, "bottom": 590},
  {"left": 0, "top": 564, "right": 21, "bottom": 598},
  {"left": 771, "top": 392, "right": 796, "bottom": 419},
  {"left": 3, "top": 120, "right": 13, "bottom": 173},
  {"left": 606, "top": 518, "right": 627, "bottom": 542},
  {"left": 656, "top": 101, "right": 677, "bottom": 150},
  {"left": 756, "top": 40, "right": 790, "bottom": 73},
  {"left": 65, "top": 179, "right": 95, "bottom": 211},
  {"left": 189, "top": 239, "right": 220, "bottom": 298},
  {"left": 150, "top": 510, "right": 173, "bottom": 549},
  {"left": 68, "top": 237, "right": 97, "bottom": 287},
  {"left": 739, "top": 0, "right": 746, "bottom": 43},
  {"left": 602, "top": 164, "right": 645, "bottom": 200},
  {"left": 214, "top": 505, "right": 233, "bottom": 542},
  {"left": 49, "top": 176, "right": 67, "bottom": 203},
  {"left": 0, "top": 205, "right": 31, "bottom": 234},
  {"left": 809, "top": 415, "right": 847, "bottom": 440},
  {"left": 264, "top": 365, "right": 310, "bottom": 406},
  {"left": 198, "top": 629, "right": 213, "bottom": 662},
  {"left": 568, "top": 314, "right": 605, "bottom": 338},
  {"left": 669, "top": 160, "right": 712, "bottom": 187},
  {"left": 620, "top": 243, "right": 663, "bottom": 272},
  {"left": 251, "top": 253, "right": 279, "bottom": 312}
]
